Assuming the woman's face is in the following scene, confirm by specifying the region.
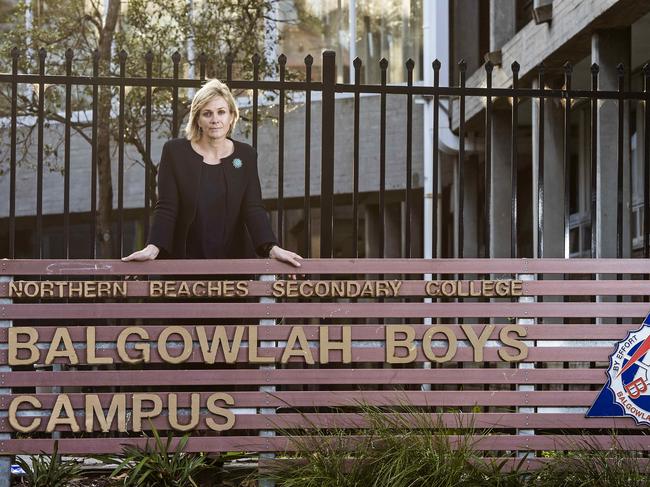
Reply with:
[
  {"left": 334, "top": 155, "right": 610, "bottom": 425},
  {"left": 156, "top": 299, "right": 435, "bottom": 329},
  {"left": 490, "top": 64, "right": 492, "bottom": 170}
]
[{"left": 197, "top": 96, "right": 234, "bottom": 140}]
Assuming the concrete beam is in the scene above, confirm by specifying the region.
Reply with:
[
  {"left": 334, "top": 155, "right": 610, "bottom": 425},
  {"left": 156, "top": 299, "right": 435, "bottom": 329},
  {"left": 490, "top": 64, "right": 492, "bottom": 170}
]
[
  {"left": 593, "top": 28, "right": 632, "bottom": 258},
  {"left": 452, "top": 0, "right": 650, "bottom": 130},
  {"left": 531, "top": 78, "right": 565, "bottom": 258}
]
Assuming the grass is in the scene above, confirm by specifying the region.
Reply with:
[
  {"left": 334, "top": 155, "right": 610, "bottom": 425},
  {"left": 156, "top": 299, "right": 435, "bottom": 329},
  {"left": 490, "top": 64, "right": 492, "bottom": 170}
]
[
  {"left": 260, "top": 405, "right": 524, "bottom": 487},
  {"left": 258, "top": 407, "right": 650, "bottom": 487}
]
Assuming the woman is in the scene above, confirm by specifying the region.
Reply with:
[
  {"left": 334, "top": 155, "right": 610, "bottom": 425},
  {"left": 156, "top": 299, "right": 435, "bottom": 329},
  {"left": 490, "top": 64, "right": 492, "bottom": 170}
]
[{"left": 123, "top": 79, "right": 301, "bottom": 266}]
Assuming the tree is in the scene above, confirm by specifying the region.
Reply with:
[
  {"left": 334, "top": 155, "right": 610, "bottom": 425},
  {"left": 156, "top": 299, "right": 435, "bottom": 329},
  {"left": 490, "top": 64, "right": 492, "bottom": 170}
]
[{"left": 0, "top": 0, "right": 279, "bottom": 257}]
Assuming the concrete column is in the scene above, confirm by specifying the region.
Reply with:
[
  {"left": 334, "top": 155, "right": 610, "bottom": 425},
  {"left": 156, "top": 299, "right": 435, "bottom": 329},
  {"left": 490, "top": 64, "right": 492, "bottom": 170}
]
[
  {"left": 592, "top": 28, "right": 631, "bottom": 258},
  {"left": 453, "top": 0, "right": 480, "bottom": 72},
  {"left": 386, "top": 203, "right": 401, "bottom": 257},
  {"left": 364, "top": 205, "right": 379, "bottom": 258},
  {"left": 490, "top": 110, "right": 512, "bottom": 257},
  {"left": 463, "top": 156, "right": 479, "bottom": 257},
  {"left": 489, "top": 0, "right": 516, "bottom": 51},
  {"left": 532, "top": 78, "right": 565, "bottom": 258}
]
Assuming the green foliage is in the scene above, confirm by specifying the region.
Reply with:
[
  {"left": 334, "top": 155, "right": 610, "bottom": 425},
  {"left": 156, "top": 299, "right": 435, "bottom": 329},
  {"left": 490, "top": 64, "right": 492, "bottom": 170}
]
[
  {"left": 15, "top": 440, "right": 83, "bottom": 487},
  {"left": 531, "top": 435, "right": 650, "bottom": 487},
  {"left": 0, "top": 0, "right": 279, "bottom": 176},
  {"left": 261, "top": 405, "right": 524, "bottom": 487},
  {"left": 106, "top": 427, "right": 222, "bottom": 487}
]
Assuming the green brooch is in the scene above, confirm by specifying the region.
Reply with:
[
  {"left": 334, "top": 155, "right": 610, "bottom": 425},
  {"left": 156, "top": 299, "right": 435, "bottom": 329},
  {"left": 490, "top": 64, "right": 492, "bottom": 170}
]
[{"left": 232, "top": 158, "right": 243, "bottom": 169}]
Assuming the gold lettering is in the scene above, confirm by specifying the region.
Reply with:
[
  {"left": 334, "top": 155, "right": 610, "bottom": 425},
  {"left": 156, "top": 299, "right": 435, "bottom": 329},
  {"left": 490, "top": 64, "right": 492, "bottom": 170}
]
[
  {"left": 132, "top": 394, "right": 163, "bottom": 432},
  {"left": 511, "top": 280, "right": 523, "bottom": 296},
  {"left": 9, "top": 396, "right": 41, "bottom": 433},
  {"left": 192, "top": 281, "right": 206, "bottom": 296},
  {"left": 236, "top": 281, "right": 249, "bottom": 297},
  {"left": 23, "top": 281, "right": 39, "bottom": 298},
  {"left": 150, "top": 281, "right": 163, "bottom": 297},
  {"left": 441, "top": 281, "right": 455, "bottom": 297},
  {"left": 46, "top": 394, "right": 79, "bottom": 433},
  {"left": 116, "top": 327, "right": 150, "bottom": 364},
  {"left": 298, "top": 281, "right": 312, "bottom": 297},
  {"left": 347, "top": 281, "right": 360, "bottom": 297},
  {"left": 164, "top": 281, "right": 176, "bottom": 297},
  {"left": 206, "top": 393, "right": 235, "bottom": 431},
  {"left": 271, "top": 281, "right": 284, "bottom": 298},
  {"left": 207, "top": 281, "right": 222, "bottom": 296},
  {"left": 422, "top": 326, "right": 457, "bottom": 363},
  {"left": 169, "top": 393, "right": 200, "bottom": 431},
  {"left": 386, "top": 325, "right": 416, "bottom": 364},
  {"left": 498, "top": 325, "right": 528, "bottom": 362},
  {"left": 376, "top": 281, "right": 390, "bottom": 297},
  {"left": 113, "top": 281, "right": 127, "bottom": 297},
  {"left": 315, "top": 282, "right": 328, "bottom": 297},
  {"left": 8, "top": 327, "right": 39, "bottom": 366},
  {"left": 8, "top": 281, "right": 22, "bottom": 298},
  {"left": 388, "top": 280, "right": 402, "bottom": 296},
  {"left": 86, "top": 327, "right": 113, "bottom": 365},
  {"left": 45, "top": 328, "right": 78, "bottom": 365},
  {"left": 469, "top": 281, "right": 482, "bottom": 297},
  {"left": 196, "top": 326, "right": 244, "bottom": 364},
  {"left": 41, "top": 281, "right": 54, "bottom": 297},
  {"left": 319, "top": 326, "right": 351, "bottom": 364},
  {"left": 85, "top": 394, "right": 126, "bottom": 432},
  {"left": 495, "top": 281, "right": 509, "bottom": 296},
  {"left": 223, "top": 281, "right": 235, "bottom": 296},
  {"left": 177, "top": 281, "right": 190, "bottom": 297},
  {"left": 461, "top": 324, "right": 495, "bottom": 362},
  {"left": 281, "top": 327, "right": 314, "bottom": 364},
  {"left": 331, "top": 281, "right": 345, "bottom": 297},
  {"left": 456, "top": 281, "right": 469, "bottom": 297},
  {"left": 97, "top": 281, "right": 111, "bottom": 297},
  {"left": 425, "top": 281, "right": 440, "bottom": 296},
  {"left": 360, "top": 281, "right": 375, "bottom": 297},
  {"left": 68, "top": 281, "right": 83, "bottom": 297},
  {"left": 158, "top": 326, "right": 193, "bottom": 364},
  {"left": 483, "top": 280, "right": 495, "bottom": 296},
  {"left": 84, "top": 281, "right": 97, "bottom": 298},
  {"left": 248, "top": 326, "right": 274, "bottom": 363}
]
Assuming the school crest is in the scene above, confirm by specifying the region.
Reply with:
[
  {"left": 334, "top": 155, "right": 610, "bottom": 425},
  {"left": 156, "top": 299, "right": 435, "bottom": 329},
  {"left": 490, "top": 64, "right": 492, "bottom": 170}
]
[{"left": 587, "top": 313, "right": 650, "bottom": 425}]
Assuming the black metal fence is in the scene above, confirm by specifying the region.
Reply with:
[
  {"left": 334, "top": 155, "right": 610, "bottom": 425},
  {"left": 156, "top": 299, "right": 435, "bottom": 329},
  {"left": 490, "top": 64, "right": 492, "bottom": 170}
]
[{"left": 1, "top": 49, "right": 649, "bottom": 260}]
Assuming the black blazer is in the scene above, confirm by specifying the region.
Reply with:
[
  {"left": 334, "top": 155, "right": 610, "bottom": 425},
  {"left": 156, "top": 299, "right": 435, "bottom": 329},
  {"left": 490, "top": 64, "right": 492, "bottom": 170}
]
[{"left": 147, "top": 138, "right": 277, "bottom": 258}]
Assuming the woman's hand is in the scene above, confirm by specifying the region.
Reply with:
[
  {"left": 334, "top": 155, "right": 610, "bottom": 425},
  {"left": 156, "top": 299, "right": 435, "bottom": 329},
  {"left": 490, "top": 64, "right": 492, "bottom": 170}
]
[
  {"left": 122, "top": 244, "right": 160, "bottom": 262},
  {"left": 269, "top": 245, "right": 302, "bottom": 268}
]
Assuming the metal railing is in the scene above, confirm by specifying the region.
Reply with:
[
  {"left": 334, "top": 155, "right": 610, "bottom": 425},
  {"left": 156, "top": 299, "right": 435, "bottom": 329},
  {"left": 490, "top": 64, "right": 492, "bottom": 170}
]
[{"left": 1, "top": 50, "right": 649, "bottom": 260}]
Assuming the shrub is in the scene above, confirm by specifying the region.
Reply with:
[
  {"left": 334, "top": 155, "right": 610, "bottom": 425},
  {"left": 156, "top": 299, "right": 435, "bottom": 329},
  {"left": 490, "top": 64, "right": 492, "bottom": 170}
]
[
  {"left": 260, "top": 405, "right": 523, "bottom": 487},
  {"left": 106, "top": 427, "right": 222, "bottom": 487},
  {"left": 532, "top": 435, "right": 650, "bottom": 487},
  {"left": 15, "top": 441, "right": 83, "bottom": 487}
]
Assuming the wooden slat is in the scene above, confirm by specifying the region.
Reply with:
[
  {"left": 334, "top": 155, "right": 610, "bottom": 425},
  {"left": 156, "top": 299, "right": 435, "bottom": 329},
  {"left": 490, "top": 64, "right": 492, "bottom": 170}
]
[
  {"left": 5, "top": 279, "right": 650, "bottom": 298},
  {"left": 4, "top": 301, "right": 650, "bottom": 319},
  {"left": 0, "top": 368, "right": 605, "bottom": 387},
  {"left": 0, "top": 324, "right": 636, "bottom": 341},
  {"left": 0, "top": 390, "right": 598, "bottom": 409},
  {"left": 5, "top": 258, "right": 650, "bottom": 276},
  {"left": 0, "top": 346, "right": 617, "bottom": 365},
  {"left": 2, "top": 434, "right": 650, "bottom": 454},
  {"left": 0, "top": 413, "right": 639, "bottom": 434}
]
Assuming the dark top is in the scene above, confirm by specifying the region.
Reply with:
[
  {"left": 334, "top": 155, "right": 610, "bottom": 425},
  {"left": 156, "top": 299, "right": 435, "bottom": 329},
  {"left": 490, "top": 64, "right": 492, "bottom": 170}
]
[
  {"left": 186, "top": 162, "right": 227, "bottom": 258},
  {"left": 147, "top": 138, "right": 278, "bottom": 259}
]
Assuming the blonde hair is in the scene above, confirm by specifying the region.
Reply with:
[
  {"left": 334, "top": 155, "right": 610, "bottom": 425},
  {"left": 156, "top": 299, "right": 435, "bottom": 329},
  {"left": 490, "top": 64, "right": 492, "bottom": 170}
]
[{"left": 185, "top": 79, "right": 239, "bottom": 141}]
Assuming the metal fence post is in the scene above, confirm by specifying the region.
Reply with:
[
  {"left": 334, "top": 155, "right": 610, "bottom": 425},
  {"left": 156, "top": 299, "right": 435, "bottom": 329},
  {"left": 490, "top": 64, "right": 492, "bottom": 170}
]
[
  {"left": 0, "top": 274, "right": 13, "bottom": 487},
  {"left": 516, "top": 273, "right": 535, "bottom": 463},
  {"left": 320, "top": 51, "right": 336, "bottom": 258},
  {"left": 258, "top": 273, "right": 277, "bottom": 487}
]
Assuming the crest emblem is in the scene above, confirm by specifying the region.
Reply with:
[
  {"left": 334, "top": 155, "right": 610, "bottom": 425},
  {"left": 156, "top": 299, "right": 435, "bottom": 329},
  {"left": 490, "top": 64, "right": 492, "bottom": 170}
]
[
  {"left": 587, "top": 313, "right": 650, "bottom": 425},
  {"left": 232, "top": 158, "right": 243, "bottom": 169}
]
